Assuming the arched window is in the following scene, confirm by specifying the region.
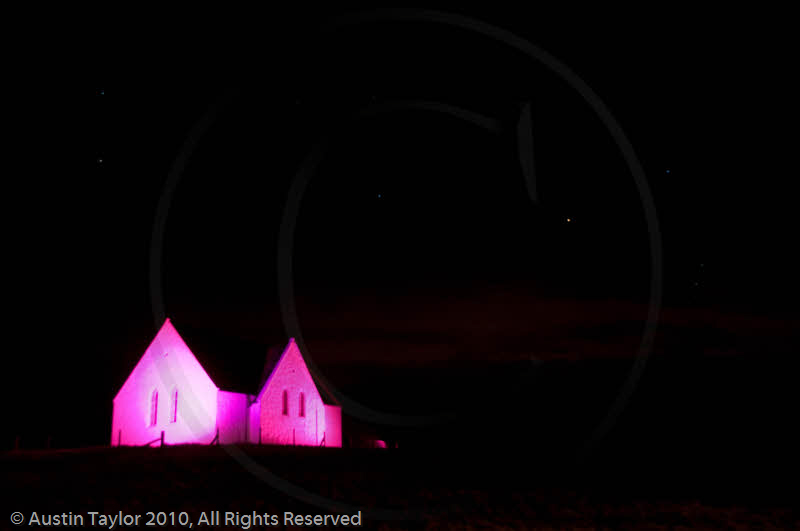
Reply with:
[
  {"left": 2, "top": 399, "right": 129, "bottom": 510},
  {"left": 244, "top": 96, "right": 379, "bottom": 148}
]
[
  {"left": 150, "top": 389, "right": 158, "bottom": 426},
  {"left": 282, "top": 390, "right": 288, "bottom": 416},
  {"left": 299, "top": 392, "right": 305, "bottom": 417},
  {"left": 170, "top": 389, "right": 178, "bottom": 423}
]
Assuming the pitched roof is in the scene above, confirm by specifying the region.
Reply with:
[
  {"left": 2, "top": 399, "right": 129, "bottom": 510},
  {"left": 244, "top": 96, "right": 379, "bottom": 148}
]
[
  {"left": 175, "top": 322, "right": 281, "bottom": 395},
  {"left": 257, "top": 343, "right": 286, "bottom": 394},
  {"left": 171, "top": 320, "right": 339, "bottom": 404}
]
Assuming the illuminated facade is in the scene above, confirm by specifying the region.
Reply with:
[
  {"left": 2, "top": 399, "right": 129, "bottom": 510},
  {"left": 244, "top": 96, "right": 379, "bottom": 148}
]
[{"left": 110, "top": 319, "right": 342, "bottom": 447}]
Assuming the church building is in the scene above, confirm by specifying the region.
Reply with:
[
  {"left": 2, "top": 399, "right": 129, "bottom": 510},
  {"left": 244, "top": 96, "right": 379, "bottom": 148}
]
[{"left": 111, "top": 319, "right": 342, "bottom": 447}]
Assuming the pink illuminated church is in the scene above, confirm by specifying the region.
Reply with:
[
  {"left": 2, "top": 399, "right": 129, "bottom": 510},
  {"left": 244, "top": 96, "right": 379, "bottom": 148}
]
[{"left": 111, "top": 319, "right": 342, "bottom": 447}]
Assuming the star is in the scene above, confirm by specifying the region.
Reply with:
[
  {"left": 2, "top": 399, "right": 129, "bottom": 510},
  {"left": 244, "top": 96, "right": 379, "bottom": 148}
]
[
  {"left": 665, "top": 169, "right": 670, "bottom": 174},
  {"left": 377, "top": 194, "right": 382, "bottom": 199},
  {"left": 566, "top": 217, "right": 571, "bottom": 223}
]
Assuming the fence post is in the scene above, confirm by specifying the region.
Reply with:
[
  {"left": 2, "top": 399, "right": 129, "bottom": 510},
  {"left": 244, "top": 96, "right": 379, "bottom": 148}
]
[{"left": 160, "top": 430, "right": 165, "bottom": 447}]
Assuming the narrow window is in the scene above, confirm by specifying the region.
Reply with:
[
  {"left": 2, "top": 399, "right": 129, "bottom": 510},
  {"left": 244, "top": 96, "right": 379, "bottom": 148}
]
[
  {"left": 299, "top": 392, "right": 305, "bottom": 417},
  {"left": 170, "top": 389, "right": 178, "bottom": 423},
  {"left": 282, "top": 390, "right": 288, "bottom": 416},
  {"left": 150, "top": 389, "right": 158, "bottom": 426}
]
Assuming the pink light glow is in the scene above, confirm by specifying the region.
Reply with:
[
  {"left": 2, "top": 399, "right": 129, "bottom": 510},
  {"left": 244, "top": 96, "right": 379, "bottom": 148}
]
[
  {"left": 111, "top": 319, "right": 218, "bottom": 446},
  {"left": 216, "top": 390, "right": 252, "bottom": 444},
  {"left": 257, "top": 339, "right": 340, "bottom": 447},
  {"left": 111, "top": 320, "right": 342, "bottom": 448}
]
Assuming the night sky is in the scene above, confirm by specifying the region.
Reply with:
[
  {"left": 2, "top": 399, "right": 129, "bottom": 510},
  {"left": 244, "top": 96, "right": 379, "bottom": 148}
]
[{"left": 7, "top": 8, "right": 797, "bottom": 461}]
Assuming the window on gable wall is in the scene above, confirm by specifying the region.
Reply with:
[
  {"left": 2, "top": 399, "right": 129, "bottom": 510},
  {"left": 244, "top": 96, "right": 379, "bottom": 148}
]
[
  {"left": 299, "top": 392, "right": 305, "bottom": 417},
  {"left": 150, "top": 389, "right": 158, "bottom": 426},
  {"left": 170, "top": 389, "right": 178, "bottom": 423},
  {"left": 282, "top": 390, "right": 288, "bottom": 415}
]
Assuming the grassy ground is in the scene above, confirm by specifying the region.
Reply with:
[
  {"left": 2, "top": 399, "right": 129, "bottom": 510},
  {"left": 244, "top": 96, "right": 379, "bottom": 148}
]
[{"left": 3, "top": 445, "right": 797, "bottom": 529}]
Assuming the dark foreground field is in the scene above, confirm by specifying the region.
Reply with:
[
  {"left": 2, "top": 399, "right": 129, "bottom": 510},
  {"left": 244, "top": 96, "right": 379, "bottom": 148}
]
[
  {"left": 4, "top": 354, "right": 800, "bottom": 528},
  {"left": 2, "top": 444, "right": 797, "bottom": 529}
]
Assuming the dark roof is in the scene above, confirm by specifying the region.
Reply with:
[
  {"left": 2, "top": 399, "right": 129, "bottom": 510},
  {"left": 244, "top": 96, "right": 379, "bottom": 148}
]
[
  {"left": 257, "top": 344, "right": 286, "bottom": 394},
  {"left": 175, "top": 323, "right": 339, "bottom": 405},
  {"left": 178, "top": 323, "right": 281, "bottom": 395}
]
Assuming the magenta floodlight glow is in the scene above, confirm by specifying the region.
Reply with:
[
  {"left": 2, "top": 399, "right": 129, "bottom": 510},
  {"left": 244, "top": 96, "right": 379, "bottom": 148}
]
[{"left": 111, "top": 319, "right": 341, "bottom": 448}]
